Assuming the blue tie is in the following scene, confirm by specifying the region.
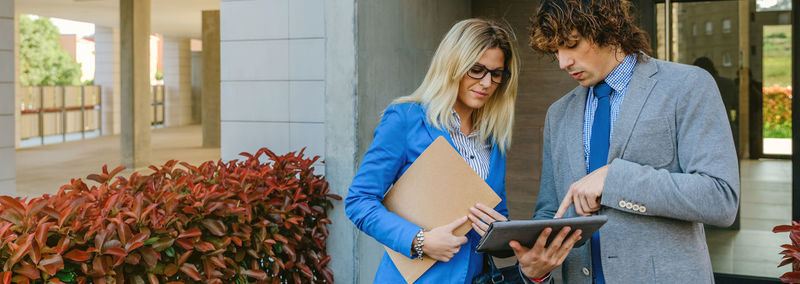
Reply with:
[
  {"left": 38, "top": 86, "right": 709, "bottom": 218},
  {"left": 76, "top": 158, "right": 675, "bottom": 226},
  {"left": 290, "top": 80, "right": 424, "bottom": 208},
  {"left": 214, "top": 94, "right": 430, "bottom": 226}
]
[{"left": 589, "top": 81, "right": 612, "bottom": 284}]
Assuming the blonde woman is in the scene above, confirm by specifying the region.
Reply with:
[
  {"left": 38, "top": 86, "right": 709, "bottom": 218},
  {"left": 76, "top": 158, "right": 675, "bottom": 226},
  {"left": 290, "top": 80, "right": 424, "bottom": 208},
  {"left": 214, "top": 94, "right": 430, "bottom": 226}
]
[{"left": 345, "top": 19, "right": 520, "bottom": 283}]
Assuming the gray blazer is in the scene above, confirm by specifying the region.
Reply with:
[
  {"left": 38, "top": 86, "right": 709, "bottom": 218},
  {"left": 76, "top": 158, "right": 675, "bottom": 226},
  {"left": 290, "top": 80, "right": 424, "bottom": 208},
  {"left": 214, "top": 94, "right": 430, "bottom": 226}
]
[{"left": 532, "top": 56, "right": 739, "bottom": 283}]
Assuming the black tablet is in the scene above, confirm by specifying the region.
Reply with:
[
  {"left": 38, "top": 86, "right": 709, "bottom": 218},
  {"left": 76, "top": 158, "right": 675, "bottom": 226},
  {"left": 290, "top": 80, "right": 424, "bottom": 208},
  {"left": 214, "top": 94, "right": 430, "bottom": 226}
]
[{"left": 476, "top": 215, "right": 608, "bottom": 258}]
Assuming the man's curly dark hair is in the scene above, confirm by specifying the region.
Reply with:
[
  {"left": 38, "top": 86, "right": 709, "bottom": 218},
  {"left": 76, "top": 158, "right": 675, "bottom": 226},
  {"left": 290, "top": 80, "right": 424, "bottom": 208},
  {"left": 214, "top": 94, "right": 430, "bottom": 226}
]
[{"left": 529, "top": 0, "right": 653, "bottom": 59}]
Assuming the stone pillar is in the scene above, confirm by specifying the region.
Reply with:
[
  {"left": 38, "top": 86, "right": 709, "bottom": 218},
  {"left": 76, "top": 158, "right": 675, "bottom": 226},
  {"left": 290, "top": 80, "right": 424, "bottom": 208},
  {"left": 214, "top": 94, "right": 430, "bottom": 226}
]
[
  {"left": 202, "top": 10, "right": 220, "bottom": 147},
  {"left": 0, "top": 0, "right": 15, "bottom": 195},
  {"left": 119, "top": 0, "right": 151, "bottom": 169},
  {"left": 163, "top": 37, "right": 192, "bottom": 127},
  {"left": 325, "top": 1, "right": 357, "bottom": 282},
  {"left": 190, "top": 51, "right": 202, "bottom": 124},
  {"left": 95, "top": 26, "right": 121, "bottom": 135}
]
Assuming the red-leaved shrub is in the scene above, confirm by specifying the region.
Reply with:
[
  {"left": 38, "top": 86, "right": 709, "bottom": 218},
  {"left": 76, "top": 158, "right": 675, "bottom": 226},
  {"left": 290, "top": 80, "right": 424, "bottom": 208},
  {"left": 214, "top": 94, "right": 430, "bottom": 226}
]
[
  {"left": 0, "top": 148, "right": 340, "bottom": 283},
  {"left": 774, "top": 221, "right": 800, "bottom": 283}
]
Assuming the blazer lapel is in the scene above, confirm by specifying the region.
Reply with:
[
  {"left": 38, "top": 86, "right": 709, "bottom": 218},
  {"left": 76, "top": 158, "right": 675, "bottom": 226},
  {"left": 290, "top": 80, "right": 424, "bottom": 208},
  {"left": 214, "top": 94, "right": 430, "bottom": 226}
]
[
  {"left": 485, "top": 144, "right": 501, "bottom": 184},
  {"left": 608, "top": 57, "right": 658, "bottom": 160},
  {"left": 566, "top": 86, "right": 590, "bottom": 180},
  {"left": 417, "top": 105, "right": 457, "bottom": 149}
]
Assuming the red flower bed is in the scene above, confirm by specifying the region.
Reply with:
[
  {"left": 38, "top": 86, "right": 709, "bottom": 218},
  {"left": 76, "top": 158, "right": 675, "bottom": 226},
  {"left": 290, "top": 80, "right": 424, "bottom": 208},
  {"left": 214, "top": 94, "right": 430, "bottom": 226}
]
[{"left": 0, "top": 148, "right": 340, "bottom": 283}]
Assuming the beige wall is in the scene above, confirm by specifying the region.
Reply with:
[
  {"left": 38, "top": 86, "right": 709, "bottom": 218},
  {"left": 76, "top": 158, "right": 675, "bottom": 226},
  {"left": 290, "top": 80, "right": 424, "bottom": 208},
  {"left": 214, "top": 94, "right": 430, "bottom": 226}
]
[
  {"left": 163, "top": 37, "right": 192, "bottom": 126},
  {"left": 472, "top": 0, "right": 577, "bottom": 220},
  {"left": 0, "top": 0, "right": 15, "bottom": 195}
]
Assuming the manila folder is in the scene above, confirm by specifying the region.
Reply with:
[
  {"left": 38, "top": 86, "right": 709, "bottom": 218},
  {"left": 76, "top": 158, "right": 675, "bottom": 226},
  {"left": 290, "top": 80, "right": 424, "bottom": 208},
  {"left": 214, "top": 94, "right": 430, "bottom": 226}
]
[{"left": 382, "top": 136, "right": 502, "bottom": 283}]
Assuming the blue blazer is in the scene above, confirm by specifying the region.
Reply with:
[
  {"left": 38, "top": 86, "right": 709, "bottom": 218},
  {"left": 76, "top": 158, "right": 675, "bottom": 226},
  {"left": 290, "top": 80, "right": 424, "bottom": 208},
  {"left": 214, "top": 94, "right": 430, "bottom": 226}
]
[{"left": 345, "top": 102, "right": 509, "bottom": 283}]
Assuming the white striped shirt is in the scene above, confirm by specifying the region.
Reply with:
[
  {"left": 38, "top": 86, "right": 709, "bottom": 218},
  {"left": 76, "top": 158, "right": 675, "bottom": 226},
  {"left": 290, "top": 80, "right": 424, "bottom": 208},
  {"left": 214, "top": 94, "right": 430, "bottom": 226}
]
[{"left": 448, "top": 110, "right": 492, "bottom": 180}]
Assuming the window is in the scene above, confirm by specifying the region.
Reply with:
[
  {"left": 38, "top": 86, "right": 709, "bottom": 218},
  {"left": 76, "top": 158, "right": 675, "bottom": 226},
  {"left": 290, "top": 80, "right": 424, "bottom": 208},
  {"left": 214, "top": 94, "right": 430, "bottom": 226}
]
[
  {"left": 722, "top": 52, "right": 733, "bottom": 67},
  {"left": 722, "top": 19, "right": 732, "bottom": 33},
  {"left": 692, "top": 23, "right": 698, "bottom": 36},
  {"left": 705, "top": 21, "right": 713, "bottom": 35}
]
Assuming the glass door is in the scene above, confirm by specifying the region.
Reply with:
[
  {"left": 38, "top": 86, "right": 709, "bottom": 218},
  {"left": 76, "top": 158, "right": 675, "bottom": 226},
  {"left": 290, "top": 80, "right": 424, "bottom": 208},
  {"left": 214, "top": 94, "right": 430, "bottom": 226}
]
[{"left": 653, "top": 0, "right": 793, "bottom": 281}]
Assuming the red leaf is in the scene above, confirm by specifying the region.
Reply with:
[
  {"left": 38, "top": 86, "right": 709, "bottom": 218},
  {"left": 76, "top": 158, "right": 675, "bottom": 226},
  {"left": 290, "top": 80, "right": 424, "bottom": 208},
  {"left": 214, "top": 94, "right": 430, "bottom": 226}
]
[
  {"left": 164, "top": 263, "right": 179, "bottom": 277},
  {"left": 201, "top": 219, "right": 227, "bottom": 237},
  {"left": 0, "top": 196, "right": 25, "bottom": 215},
  {"left": 231, "top": 236, "right": 242, "bottom": 247},
  {"left": 64, "top": 249, "right": 91, "bottom": 262},
  {"left": 241, "top": 269, "right": 267, "bottom": 280},
  {"left": 6, "top": 234, "right": 35, "bottom": 270},
  {"left": 195, "top": 241, "right": 215, "bottom": 252},
  {"left": 177, "top": 228, "right": 202, "bottom": 239},
  {"left": 124, "top": 252, "right": 141, "bottom": 265},
  {"left": 28, "top": 241, "right": 41, "bottom": 265},
  {"left": 179, "top": 263, "right": 203, "bottom": 281},
  {"left": 35, "top": 222, "right": 54, "bottom": 248},
  {"left": 781, "top": 271, "right": 800, "bottom": 282},
  {"left": 37, "top": 254, "right": 64, "bottom": 276},
  {"left": 105, "top": 247, "right": 127, "bottom": 257},
  {"left": 779, "top": 258, "right": 794, "bottom": 267},
  {"left": 126, "top": 241, "right": 144, "bottom": 253},
  {"left": 774, "top": 225, "right": 794, "bottom": 233},
  {"left": 209, "top": 256, "right": 226, "bottom": 269},
  {"left": 175, "top": 238, "right": 194, "bottom": 250},
  {"left": 177, "top": 250, "right": 192, "bottom": 266},
  {"left": 139, "top": 246, "right": 160, "bottom": 267},
  {"left": 0, "top": 272, "right": 10, "bottom": 284},
  {"left": 13, "top": 261, "right": 40, "bottom": 279}
]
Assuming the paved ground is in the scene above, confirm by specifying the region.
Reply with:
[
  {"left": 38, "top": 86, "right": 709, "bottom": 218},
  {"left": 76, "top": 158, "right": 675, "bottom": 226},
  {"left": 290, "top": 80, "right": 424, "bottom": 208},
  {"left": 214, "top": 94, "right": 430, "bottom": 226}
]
[{"left": 16, "top": 125, "right": 220, "bottom": 198}]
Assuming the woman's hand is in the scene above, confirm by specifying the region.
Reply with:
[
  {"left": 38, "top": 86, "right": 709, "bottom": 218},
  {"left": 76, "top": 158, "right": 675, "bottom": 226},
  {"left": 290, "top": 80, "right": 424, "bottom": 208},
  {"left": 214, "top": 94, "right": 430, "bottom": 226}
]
[
  {"left": 421, "top": 216, "right": 469, "bottom": 262},
  {"left": 468, "top": 203, "right": 508, "bottom": 237}
]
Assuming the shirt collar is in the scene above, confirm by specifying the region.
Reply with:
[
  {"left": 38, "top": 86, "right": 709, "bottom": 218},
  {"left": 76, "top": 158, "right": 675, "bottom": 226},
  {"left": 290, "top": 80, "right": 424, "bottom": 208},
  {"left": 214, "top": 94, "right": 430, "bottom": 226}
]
[
  {"left": 449, "top": 109, "right": 478, "bottom": 138},
  {"left": 603, "top": 54, "right": 637, "bottom": 93}
]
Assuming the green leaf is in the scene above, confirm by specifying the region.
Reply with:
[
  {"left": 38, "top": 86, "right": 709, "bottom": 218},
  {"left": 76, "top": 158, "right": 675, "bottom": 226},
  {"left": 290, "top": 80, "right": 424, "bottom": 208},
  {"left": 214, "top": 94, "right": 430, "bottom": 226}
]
[
  {"left": 165, "top": 247, "right": 175, "bottom": 258},
  {"left": 55, "top": 270, "right": 77, "bottom": 283},
  {"left": 143, "top": 237, "right": 159, "bottom": 246}
]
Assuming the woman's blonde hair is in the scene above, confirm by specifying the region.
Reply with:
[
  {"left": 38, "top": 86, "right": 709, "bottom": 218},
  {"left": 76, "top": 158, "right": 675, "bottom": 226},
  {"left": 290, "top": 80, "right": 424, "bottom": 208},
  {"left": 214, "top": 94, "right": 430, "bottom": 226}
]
[{"left": 393, "top": 18, "right": 520, "bottom": 153}]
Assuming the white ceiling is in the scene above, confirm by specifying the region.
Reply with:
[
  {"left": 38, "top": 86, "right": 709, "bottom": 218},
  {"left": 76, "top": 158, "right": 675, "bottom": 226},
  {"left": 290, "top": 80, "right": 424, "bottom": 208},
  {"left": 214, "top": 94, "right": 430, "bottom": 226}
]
[{"left": 15, "top": 0, "right": 220, "bottom": 39}]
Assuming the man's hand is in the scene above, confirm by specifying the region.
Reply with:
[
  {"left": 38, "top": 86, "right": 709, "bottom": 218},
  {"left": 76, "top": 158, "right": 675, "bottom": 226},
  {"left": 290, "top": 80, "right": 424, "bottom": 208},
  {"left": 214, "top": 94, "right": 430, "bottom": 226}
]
[
  {"left": 421, "top": 216, "right": 469, "bottom": 262},
  {"left": 468, "top": 203, "right": 508, "bottom": 237},
  {"left": 511, "top": 226, "right": 582, "bottom": 279},
  {"left": 555, "top": 165, "right": 610, "bottom": 218}
]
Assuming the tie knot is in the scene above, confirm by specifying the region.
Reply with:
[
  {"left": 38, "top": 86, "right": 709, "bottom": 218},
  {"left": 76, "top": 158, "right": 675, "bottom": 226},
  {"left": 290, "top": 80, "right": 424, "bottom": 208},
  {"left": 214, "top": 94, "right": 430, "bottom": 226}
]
[{"left": 594, "top": 81, "right": 612, "bottom": 99}]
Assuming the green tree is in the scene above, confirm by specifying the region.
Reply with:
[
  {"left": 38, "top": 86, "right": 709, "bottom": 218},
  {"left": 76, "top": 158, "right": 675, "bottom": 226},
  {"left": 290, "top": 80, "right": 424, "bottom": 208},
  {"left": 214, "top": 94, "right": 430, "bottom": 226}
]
[{"left": 19, "top": 15, "right": 82, "bottom": 86}]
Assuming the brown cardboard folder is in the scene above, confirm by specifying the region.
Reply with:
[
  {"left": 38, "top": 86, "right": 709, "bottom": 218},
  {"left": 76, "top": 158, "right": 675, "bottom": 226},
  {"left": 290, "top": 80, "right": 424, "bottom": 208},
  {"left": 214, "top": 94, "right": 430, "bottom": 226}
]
[{"left": 382, "top": 136, "right": 502, "bottom": 283}]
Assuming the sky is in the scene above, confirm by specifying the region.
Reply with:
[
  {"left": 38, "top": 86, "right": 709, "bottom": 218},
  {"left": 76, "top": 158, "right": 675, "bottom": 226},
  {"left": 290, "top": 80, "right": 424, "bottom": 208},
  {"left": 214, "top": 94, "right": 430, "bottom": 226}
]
[{"left": 26, "top": 14, "right": 95, "bottom": 38}]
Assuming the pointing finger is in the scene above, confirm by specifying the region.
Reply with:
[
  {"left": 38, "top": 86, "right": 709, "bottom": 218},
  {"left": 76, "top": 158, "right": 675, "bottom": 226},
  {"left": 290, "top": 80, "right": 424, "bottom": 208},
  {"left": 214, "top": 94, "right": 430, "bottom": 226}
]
[{"left": 555, "top": 191, "right": 573, "bottom": 218}]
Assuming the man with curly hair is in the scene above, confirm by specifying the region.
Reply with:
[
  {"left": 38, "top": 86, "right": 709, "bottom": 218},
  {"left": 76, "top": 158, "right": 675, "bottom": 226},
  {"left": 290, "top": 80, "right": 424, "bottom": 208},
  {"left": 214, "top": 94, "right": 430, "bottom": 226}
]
[{"left": 511, "top": 0, "right": 740, "bottom": 283}]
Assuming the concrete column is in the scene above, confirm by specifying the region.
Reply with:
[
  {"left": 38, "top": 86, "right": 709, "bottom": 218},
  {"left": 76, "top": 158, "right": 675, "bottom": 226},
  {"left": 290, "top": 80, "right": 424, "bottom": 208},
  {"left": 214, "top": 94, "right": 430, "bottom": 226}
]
[
  {"left": 119, "top": 0, "right": 151, "bottom": 169},
  {"left": 0, "top": 0, "right": 15, "bottom": 195},
  {"left": 325, "top": 1, "right": 358, "bottom": 282},
  {"left": 190, "top": 51, "right": 202, "bottom": 124},
  {"left": 163, "top": 37, "right": 192, "bottom": 127},
  {"left": 202, "top": 10, "right": 220, "bottom": 147},
  {"left": 95, "top": 26, "right": 121, "bottom": 135}
]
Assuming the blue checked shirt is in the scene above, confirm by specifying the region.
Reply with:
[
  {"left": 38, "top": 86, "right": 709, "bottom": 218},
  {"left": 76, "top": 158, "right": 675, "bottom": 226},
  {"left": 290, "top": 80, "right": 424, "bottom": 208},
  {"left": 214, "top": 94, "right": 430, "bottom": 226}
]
[{"left": 583, "top": 54, "right": 637, "bottom": 172}]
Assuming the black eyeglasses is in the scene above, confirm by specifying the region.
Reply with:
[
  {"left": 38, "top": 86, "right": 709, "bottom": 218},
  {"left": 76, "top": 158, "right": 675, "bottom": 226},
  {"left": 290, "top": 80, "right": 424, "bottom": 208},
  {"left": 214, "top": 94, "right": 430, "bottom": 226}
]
[{"left": 466, "top": 65, "right": 511, "bottom": 84}]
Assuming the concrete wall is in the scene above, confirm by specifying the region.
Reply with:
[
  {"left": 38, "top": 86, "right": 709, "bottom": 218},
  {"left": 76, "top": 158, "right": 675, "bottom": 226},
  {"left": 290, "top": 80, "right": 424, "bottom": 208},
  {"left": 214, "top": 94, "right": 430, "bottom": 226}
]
[
  {"left": 355, "top": 1, "right": 471, "bottom": 157},
  {"left": 219, "top": 0, "right": 325, "bottom": 164},
  {"left": 352, "top": 1, "right": 471, "bottom": 282},
  {"left": 95, "top": 26, "right": 121, "bottom": 135},
  {"left": 190, "top": 51, "right": 202, "bottom": 124},
  {"left": 324, "top": 1, "right": 358, "bottom": 282},
  {"left": 163, "top": 37, "right": 192, "bottom": 126},
  {"left": 0, "top": 0, "right": 14, "bottom": 195},
  {"left": 471, "top": 0, "right": 577, "bottom": 220}
]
